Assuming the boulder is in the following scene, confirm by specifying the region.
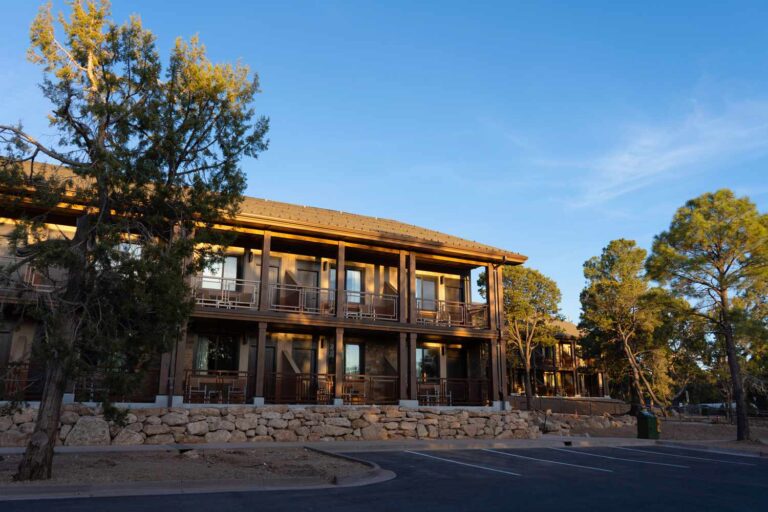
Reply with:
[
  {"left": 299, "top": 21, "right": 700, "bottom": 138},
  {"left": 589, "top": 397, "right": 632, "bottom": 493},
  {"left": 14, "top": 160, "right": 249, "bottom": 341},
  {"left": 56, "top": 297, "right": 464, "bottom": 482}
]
[
  {"left": 59, "top": 411, "right": 80, "bottom": 425},
  {"left": 205, "top": 430, "right": 232, "bottom": 443},
  {"left": 361, "top": 424, "right": 388, "bottom": 441},
  {"left": 273, "top": 429, "right": 298, "bottom": 442},
  {"left": 1, "top": 430, "right": 29, "bottom": 447},
  {"left": 161, "top": 412, "right": 187, "bottom": 426},
  {"left": 13, "top": 410, "right": 35, "bottom": 424},
  {"left": 145, "top": 434, "right": 175, "bottom": 445},
  {"left": 324, "top": 417, "right": 352, "bottom": 428},
  {"left": 65, "top": 417, "right": 110, "bottom": 446},
  {"left": 0, "top": 416, "right": 13, "bottom": 432},
  {"left": 186, "top": 421, "right": 209, "bottom": 436},
  {"left": 144, "top": 424, "right": 171, "bottom": 436},
  {"left": 229, "top": 430, "right": 247, "bottom": 443},
  {"left": 113, "top": 429, "right": 145, "bottom": 445}
]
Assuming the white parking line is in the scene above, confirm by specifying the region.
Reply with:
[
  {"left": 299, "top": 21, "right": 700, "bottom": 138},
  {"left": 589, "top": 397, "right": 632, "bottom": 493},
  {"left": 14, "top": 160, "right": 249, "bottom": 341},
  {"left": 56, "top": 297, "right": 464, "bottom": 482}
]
[
  {"left": 613, "top": 447, "right": 756, "bottom": 466},
  {"left": 404, "top": 451, "right": 522, "bottom": 476},
  {"left": 549, "top": 448, "right": 689, "bottom": 468},
  {"left": 482, "top": 449, "right": 613, "bottom": 473}
]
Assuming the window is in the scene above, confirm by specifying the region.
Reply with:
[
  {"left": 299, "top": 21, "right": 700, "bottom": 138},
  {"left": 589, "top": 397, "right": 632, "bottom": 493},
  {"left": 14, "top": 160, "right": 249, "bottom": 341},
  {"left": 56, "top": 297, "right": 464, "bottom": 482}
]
[
  {"left": 416, "top": 276, "right": 437, "bottom": 311},
  {"left": 345, "top": 343, "right": 363, "bottom": 375},
  {"left": 329, "top": 267, "right": 364, "bottom": 303},
  {"left": 202, "top": 256, "right": 239, "bottom": 291},
  {"left": 444, "top": 278, "right": 464, "bottom": 303},
  {"left": 194, "top": 335, "right": 238, "bottom": 371},
  {"left": 416, "top": 345, "right": 440, "bottom": 380}
]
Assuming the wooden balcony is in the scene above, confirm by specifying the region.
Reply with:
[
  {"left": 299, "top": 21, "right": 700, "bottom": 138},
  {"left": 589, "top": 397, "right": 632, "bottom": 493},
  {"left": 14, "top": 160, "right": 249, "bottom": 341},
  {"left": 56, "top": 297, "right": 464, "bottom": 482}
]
[
  {"left": 416, "top": 299, "right": 489, "bottom": 329},
  {"left": 343, "top": 291, "right": 398, "bottom": 321},
  {"left": 341, "top": 374, "right": 399, "bottom": 404},
  {"left": 269, "top": 283, "right": 336, "bottom": 315},
  {"left": 0, "top": 255, "right": 54, "bottom": 302},
  {"left": 193, "top": 276, "right": 261, "bottom": 310}
]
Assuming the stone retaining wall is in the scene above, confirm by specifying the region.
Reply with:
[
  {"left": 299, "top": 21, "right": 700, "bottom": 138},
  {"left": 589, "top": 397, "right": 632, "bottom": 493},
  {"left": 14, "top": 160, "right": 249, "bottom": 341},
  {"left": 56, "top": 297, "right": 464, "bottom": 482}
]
[{"left": 0, "top": 405, "right": 639, "bottom": 447}]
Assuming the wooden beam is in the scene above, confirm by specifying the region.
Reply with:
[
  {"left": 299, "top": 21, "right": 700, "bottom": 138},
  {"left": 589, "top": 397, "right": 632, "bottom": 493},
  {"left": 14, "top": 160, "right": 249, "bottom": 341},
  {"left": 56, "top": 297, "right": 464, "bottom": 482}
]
[
  {"left": 335, "top": 241, "right": 346, "bottom": 319},
  {"left": 408, "top": 332, "right": 418, "bottom": 400},
  {"left": 486, "top": 264, "right": 497, "bottom": 332},
  {"left": 334, "top": 327, "right": 344, "bottom": 398},
  {"left": 408, "top": 252, "right": 417, "bottom": 324},
  {"left": 489, "top": 338, "right": 500, "bottom": 403},
  {"left": 398, "top": 332, "right": 408, "bottom": 399},
  {"left": 259, "top": 232, "right": 271, "bottom": 312},
  {"left": 398, "top": 251, "right": 407, "bottom": 323},
  {"left": 254, "top": 322, "right": 268, "bottom": 397}
]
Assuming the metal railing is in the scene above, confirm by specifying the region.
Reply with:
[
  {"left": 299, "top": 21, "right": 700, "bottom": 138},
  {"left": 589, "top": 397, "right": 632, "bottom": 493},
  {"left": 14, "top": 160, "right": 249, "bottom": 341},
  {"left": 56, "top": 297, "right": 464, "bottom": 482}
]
[
  {"left": 264, "top": 372, "right": 335, "bottom": 404},
  {"left": 416, "top": 299, "right": 488, "bottom": 328},
  {"left": 417, "top": 378, "right": 490, "bottom": 406},
  {"left": 342, "top": 374, "right": 399, "bottom": 404},
  {"left": 194, "top": 276, "right": 261, "bottom": 310},
  {"left": 344, "top": 291, "right": 398, "bottom": 321},
  {"left": 73, "top": 368, "right": 160, "bottom": 403},
  {"left": 0, "top": 362, "right": 45, "bottom": 401},
  {"left": 508, "top": 395, "right": 630, "bottom": 415},
  {"left": 184, "top": 369, "right": 251, "bottom": 404},
  {"left": 268, "top": 284, "right": 336, "bottom": 315},
  {"left": 0, "top": 255, "right": 55, "bottom": 295}
]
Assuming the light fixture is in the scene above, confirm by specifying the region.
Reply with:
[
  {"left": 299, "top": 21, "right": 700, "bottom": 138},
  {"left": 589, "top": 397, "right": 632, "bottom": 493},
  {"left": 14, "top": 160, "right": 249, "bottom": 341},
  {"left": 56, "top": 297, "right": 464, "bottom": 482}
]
[
  {"left": 439, "top": 276, "right": 444, "bottom": 285},
  {"left": 322, "top": 261, "right": 328, "bottom": 271}
]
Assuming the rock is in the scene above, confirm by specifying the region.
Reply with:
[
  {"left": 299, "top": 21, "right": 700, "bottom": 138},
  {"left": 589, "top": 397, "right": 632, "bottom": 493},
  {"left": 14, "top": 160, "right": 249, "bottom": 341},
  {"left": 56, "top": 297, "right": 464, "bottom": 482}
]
[
  {"left": 229, "top": 430, "right": 247, "bottom": 443},
  {"left": 113, "top": 429, "right": 145, "bottom": 445},
  {"left": 0, "top": 416, "right": 12, "bottom": 432},
  {"left": 18, "top": 422, "right": 36, "bottom": 434},
  {"left": 416, "top": 424, "right": 428, "bottom": 438},
  {"left": 59, "top": 424, "right": 72, "bottom": 440},
  {"left": 207, "top": 418, "right": 235, "bottom": 431},
  {"left": 13, "top": 410, "right": 35, "bottom": 424},
  {"left": 59, "top": 411, "right": 80, "bottom": 425},
  {"left": 250, "top": 435, "right": 274, "bottom": 442},
  {"left": 311, "top": 425, "right": 352, "bottom": 437},
  {"left": 267, "top": 418, "right": 288, "bottom": 429},
  {"left": 324, "top": 417, "right": 352, "bottom": 427},
  {"left": 1, "top": 430, "right": 29, "bottom": 447},
  {"left": 205, "top": 430, "right": 232, "bottom": 443},
  {"left": 161, "top": 413, "right": 187, "bottom": 426},
  {"left": 361, "top": 424, "right": 388, "bottom": 441},
  {"left": 145, "top": 416, "right": 161, "bottom": 425},
  {"left": 144, "top": 424, "right": 171, "bottom": 436},
  {"left": 65, "top": 417, "right": 111, "bottom": 446},
  {"left": 125, "top": 422, "right": 143, "bottom": 433},
  {"left": 235, "top": 417, "right": 259, "bottom": 431},
  {"left": 181, "top": 449, "right": 200, "bottom": 459},
  {"left": 273, "top": 429, "right": 298, "bottom": 442},
  {"left": 187, "top": 421, "right": 209, "bottom": 436},
  {"left": 145, "top": 434, "right": 175, "bottom": 445}
]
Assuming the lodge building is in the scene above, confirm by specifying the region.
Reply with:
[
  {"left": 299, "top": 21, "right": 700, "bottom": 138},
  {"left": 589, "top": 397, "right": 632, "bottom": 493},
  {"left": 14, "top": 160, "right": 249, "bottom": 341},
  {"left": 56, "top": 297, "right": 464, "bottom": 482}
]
[{"left": 1, "top": 192, "right": 526, "bottom": 409}]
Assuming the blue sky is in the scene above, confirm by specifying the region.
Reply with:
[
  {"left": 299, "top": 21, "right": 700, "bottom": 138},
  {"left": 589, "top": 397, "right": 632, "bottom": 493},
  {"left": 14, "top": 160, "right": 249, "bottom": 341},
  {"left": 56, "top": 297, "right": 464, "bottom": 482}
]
[{"left": 2, "top": 1, "right": 767, "bottom": 321}]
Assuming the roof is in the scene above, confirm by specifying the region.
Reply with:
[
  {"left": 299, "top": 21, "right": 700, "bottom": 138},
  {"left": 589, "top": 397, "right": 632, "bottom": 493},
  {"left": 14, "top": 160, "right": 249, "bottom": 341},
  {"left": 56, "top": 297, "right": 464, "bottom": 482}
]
[
  {"left": 10, "top": 161, "right": 526, "bottom": 262},
  {"left": 237, "top": 197, "right": 526, "bottom": 262},
  {"left": 552, "top": 320, "right": 583, "bottom": 339}
]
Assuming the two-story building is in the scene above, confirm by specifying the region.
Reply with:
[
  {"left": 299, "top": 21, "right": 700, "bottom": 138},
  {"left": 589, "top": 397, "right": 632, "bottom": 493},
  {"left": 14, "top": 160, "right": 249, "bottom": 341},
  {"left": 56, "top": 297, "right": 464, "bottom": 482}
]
[{"left": 1, "top": 192, "right": 526, "bottom": 409}]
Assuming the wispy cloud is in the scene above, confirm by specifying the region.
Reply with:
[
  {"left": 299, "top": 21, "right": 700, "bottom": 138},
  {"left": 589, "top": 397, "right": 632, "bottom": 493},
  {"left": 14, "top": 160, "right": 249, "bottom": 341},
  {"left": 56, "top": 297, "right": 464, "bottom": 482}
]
[{"left": 567, "top": 99, "right": 768, "bottom": 206}]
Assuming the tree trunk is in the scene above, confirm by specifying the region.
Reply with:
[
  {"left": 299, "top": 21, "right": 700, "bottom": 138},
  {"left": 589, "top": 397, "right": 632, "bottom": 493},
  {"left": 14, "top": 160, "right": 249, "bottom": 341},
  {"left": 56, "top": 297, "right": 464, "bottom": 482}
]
[
  {"left": 523, "top": 361, "right": 533, "bottom": 410},
  {"left": 622, "top": 337, "right": 645, "bottom": 416},
  {"left": 723, "top": 323, "right": 750, "bottom": 440},
  {"left": 15, "top": 215, "right": 89, "bottom": 481}
]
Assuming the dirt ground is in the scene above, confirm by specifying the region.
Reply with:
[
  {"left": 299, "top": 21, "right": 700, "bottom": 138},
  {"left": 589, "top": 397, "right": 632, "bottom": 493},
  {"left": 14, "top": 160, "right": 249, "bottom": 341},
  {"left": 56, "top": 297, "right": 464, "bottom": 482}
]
[
  {"left": 0, "top": 447, "right": 369, "bottom": 486},
  {"left": 570, "top": 419, "right": 768, "bottom": 454}
]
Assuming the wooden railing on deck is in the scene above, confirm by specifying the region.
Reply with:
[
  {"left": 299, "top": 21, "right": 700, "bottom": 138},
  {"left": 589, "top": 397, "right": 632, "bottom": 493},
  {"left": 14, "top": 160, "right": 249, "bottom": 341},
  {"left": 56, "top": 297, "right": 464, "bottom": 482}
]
[{"left": 264, "top": 372, "right": 335, "bottom": 404}]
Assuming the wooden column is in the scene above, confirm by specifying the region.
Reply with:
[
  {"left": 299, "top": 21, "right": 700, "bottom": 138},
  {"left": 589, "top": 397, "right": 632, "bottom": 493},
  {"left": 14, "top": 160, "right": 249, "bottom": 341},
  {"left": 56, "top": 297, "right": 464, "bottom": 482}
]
[
  {"left": 486, "top": 264, "right": 497, "bottom": 331},
  {"left": 398, "top": 251, "right": 407, "bottom": 323},
  {"left": 334, "top": 327, "right": 344, "bottom": 398},
  {"left": 158, "top": 352, "right": 172, "bottom": 395},
  {"left": 259, "top": 232, "right": 271, "bottom": 312},
  {"left": 335, "top": 242, "right": 346, "bottom": 319},
  {"left": 489, "top": 338, "right": 500, "bottom": 403},
  {"left": 398, "top": 332, "right": 408, "bottom": 400},
  {"left": 408, "top": 252, "right": 417, "bottom": 324},
  {"left": 254, "top": 322, "right": 268, "bottom": 398},
  {"left": 498, "top": 334, "right": 508, "bottom": 399},
  {"left": 408, "top": 332, "right": 418, "bottom": 400}
]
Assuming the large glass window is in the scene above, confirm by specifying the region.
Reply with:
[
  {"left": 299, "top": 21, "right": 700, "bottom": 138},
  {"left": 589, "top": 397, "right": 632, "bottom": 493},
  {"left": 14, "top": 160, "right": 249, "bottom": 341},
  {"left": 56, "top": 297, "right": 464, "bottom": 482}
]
[
  {"left": 330, "top": 267, "right": 364, "bottom": 303},
  {"left": 194, "top": 335, "right": 238, "bottom": 371},
  {"left": 416, "top": 276, "right": 437, "bottom": 311},
  {"left": 345, "top": 343, "right": 363, "bottom": 375},
  {"left": 202, "top": 256, "right": 239, "bottom": 291},
  {"left": 416, "top": 345, "right": 440, "bottom": 380}
]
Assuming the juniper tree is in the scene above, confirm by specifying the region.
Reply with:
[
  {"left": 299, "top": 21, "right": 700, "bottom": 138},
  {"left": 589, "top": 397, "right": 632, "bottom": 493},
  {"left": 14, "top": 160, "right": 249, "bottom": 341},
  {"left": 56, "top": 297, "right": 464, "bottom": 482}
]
[{"left": 0, "top": 1, "right": 268, "bottom": 480}]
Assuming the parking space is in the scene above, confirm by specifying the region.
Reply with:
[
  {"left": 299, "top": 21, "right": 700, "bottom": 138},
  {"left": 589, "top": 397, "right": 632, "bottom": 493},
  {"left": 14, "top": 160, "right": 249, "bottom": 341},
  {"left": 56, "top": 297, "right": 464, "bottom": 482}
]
[{"left": 3, "top": 444, "right": 768, "bottom": 512}]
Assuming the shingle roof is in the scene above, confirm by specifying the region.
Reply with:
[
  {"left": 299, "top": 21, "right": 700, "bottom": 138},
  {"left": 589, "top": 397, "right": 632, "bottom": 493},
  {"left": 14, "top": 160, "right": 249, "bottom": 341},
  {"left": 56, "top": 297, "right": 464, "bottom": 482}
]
[
  {"left": 238, "top": 196, "right": 526, "bottom": 261},
  {"left": 552, "top": 320, "right": 583, "bottom": 339}
]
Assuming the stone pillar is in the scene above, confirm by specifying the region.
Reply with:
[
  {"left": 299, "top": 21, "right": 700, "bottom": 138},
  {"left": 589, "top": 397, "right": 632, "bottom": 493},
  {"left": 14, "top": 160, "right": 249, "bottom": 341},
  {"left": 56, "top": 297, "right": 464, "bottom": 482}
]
[
  {"left": 259, "top": 232, "right": 271, "bottom": 312},
  {"left": 334, "top": 327, "right": 344, "bottom": 404},
  {"left": 253, "top": 322, "right": 267, "bottom": 405},
  {"left": 335, "top": 242, "right": 346, "bottom": 319}
]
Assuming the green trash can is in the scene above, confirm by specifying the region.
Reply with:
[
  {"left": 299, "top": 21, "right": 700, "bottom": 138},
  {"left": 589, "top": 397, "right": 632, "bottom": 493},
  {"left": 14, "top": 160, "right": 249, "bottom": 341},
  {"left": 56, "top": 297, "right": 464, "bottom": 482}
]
[{"left": 637, "top": 410, "right": 659, "bottom": 439}]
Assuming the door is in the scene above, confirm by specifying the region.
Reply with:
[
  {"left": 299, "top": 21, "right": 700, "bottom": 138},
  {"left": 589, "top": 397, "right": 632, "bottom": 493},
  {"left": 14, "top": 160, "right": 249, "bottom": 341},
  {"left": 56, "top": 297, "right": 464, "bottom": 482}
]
[{"left": 297, "top": 269, "right": 320, "bottom": 311}]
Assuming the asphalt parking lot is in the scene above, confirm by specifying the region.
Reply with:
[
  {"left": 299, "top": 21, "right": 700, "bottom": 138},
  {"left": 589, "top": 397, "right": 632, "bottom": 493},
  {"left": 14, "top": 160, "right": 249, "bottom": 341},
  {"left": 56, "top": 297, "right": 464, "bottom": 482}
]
[{"left": 3, "top": 444, "right": 767, "bottom": 512}]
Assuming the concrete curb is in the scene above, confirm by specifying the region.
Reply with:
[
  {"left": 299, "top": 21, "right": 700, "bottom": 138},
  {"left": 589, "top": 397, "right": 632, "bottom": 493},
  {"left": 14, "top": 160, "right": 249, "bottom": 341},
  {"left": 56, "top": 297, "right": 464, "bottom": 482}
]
[{"left": 305, "top": 446, "right": 396, "bottom": 486}]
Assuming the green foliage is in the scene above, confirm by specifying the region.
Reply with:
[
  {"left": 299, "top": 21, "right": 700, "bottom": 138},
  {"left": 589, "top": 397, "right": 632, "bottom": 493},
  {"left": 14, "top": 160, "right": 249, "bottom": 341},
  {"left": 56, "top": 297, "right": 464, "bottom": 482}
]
[{"left": 0, "top": 0, "right": 268, "bottom": 399}]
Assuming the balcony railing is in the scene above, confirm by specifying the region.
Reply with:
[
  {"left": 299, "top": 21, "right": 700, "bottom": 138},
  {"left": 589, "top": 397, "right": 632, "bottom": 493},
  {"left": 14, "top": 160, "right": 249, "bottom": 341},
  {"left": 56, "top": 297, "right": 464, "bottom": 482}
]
[
  {"left": 0, "top": 255, "right": 55, "bottom": 296},
  {"left": 264, "top": 372, "right": 335, "bottom": 404},
  {"left": 417, "top": 378, "right": 490, "bottom": 406},
  {"left": 193, "top": 276, "right": 260, "bottom": 310},
  {"left": 73, "top": 368, "right": 160, "bottom": 403},
  {"left": 0, "top": 363, "right": 45, "bottom": 401},
  {"left": 184, "top": 369, "right": 251, "bottom": 404},
  {"left": 269, "top": 284, "right": 336, "bottom": 315},
  {"left": 344, "top": 291, "right": 398, "bottom": 321},
  {"left": 416, "top": 299, "right": 488, "bottom": 329},
  {"left": 342, "top": 374, "right": 399, "bottom": 404}
]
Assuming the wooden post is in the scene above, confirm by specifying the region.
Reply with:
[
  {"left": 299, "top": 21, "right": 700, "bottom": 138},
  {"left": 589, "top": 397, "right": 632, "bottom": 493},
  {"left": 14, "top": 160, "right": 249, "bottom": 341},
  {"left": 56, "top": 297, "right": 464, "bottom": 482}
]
[
  {"left": 486, "top": 264, "right": 497, "bottom": 331},
  {"left": 259, "top": 232, "right": 271, "bottom": 312},
  {"left": 158, "top": 352, "right": 171, "bottom": 395},
  {"left": 171, "top": 333, "right": 187, "bottom": 400},
  {"left": 334, "top": 327, "right": 344, "bottom": 398},
  {"left": 499, "top": 335, "right": 508, "bottom": 399},
  {"left": 254, "top": 322, "right": 268, "bottom": 399},
  {"left": 408, "top": 332, "right": 418, "bottom": 400},
  {"left": 398, "top": 332, "right": 408, "bottom": 400},
  {"left": 489, "top": 338, "right": 500, "bottom": 403},
  {"left": 398, "top": 251, "right": 407, "bottom": 323},
  {"left": 408, "top": 252, "right": 417, "bottom": 324},
  {"left": 335, "top": 242, "right": 346, "bottom": 319}
]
